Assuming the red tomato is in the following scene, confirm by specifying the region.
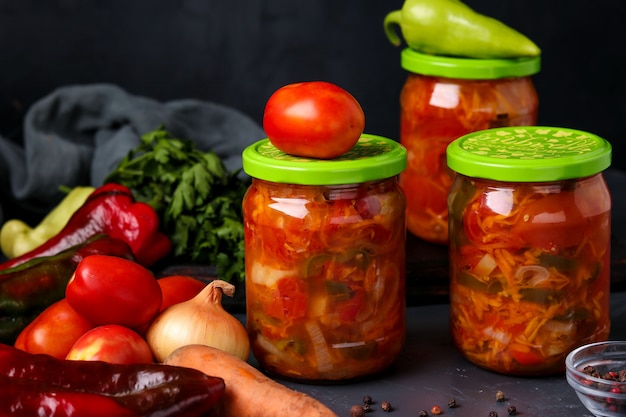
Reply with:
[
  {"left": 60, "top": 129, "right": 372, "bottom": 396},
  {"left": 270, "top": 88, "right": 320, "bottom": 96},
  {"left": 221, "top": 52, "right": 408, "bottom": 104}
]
[
  {"left": 66, "top": 255, "right": 162, "bottom": 329},
  {"left": 336, "top": 289, "right": 365, "bottom": 323},
  {"left": 510, "top": 349, "right": 545, "bottom": 367},
  {"left": 264, "top": 277, "right": 308, "bottom": 319},
  {"left": 66, "top": 324, "right": 154, "bottom": 364},
  {"left": 263, "top": 81, "right": 365, "bottom": 159},
  {"left": 512, "top": 192, "right": 586, "bottom": 250},
  {"left": 157, "top": 275, "right": 206, "bottom": 312},
  {"left": 14, "top": 299, "right": 94, "bottom": 359}
]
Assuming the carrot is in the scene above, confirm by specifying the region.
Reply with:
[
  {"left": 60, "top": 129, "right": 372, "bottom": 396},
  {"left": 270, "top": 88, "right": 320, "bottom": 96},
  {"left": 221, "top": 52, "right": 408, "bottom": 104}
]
[{"left": 164, "top": 344, "right": 339, "bottom": 417}]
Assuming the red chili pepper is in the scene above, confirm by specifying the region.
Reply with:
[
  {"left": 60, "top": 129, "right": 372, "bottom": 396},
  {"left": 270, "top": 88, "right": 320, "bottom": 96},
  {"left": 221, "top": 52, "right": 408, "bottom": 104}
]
[
  {"left": 0, "top": 343, "right": 225, "bottom": 417},
  {"left": 0, "top": 183, "right": 171, "bottom": 270}
]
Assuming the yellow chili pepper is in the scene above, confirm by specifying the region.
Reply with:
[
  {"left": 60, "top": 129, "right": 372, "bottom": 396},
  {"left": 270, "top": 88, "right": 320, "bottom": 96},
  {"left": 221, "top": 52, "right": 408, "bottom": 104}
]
[{"left": 0, "top": 186, "right": 95, "bottom": 258}]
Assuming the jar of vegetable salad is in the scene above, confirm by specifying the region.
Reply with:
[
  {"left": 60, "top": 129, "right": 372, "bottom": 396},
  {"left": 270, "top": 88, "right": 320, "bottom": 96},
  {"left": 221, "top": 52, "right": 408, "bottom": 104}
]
[
  {"left": 446, "top": 126, "right": 612, "bottom": 376},
  {"left": 398, "top": 48, "right": 540, "bottom": 244},
  {"left": 242, "top": 134, "right": 407, "bottom": 383}
]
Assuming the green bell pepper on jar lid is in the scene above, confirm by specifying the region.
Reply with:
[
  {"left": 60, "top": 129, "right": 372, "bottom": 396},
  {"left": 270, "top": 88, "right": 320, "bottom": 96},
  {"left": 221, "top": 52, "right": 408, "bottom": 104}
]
[{"left": 384, "top": 0, "right": 541, "bottom": 59}]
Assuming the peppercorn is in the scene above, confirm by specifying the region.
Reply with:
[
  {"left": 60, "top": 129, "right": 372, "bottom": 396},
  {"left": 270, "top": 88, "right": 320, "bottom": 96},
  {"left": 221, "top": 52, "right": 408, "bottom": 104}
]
[
  {"left": 447, "top": 398, "right": 457, "bottom": 408},
  {"left": 507, "top": 405, "right": 517, "bottom": 415},
  {"left": 381, "top": 400, "right": 392, "bottom": 412},
  {"left": 363, "top": 403, "right": 372, "bottom": 413},
  {"left": 431, "top": 405, "right": 442, "bottom": 415},
  {"left": 489, "top": 412, "right": 498, "bottom": 417},
  {"left": 418, "top": 411, "right": 429, "bottom": 417},
  {"left": 350, "top": 405, "right": 366, "bottom": 417},
  {"left": 495, "top": 390, "right": 506, "bottom": 402},
  {"left": 363, "top": 395, "right": 373, "bottom": 405}
]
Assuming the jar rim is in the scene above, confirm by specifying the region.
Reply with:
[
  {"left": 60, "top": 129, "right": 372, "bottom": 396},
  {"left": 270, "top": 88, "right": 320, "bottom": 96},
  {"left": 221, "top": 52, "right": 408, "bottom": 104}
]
[
  {"left": 446, "top": 126, "right": 612, "bottom": 182},
  {"left": 242, "top": 135, "right": 407, "bottom": 185},
  {"left": 401, "top": 48, "right": 541, "bottom": 79}
]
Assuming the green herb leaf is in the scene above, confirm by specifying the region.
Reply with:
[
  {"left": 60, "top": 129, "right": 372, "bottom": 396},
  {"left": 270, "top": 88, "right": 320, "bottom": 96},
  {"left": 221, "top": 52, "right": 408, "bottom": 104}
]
[{"left": 104, "top": 126, "right": 249, "bottom": 283}]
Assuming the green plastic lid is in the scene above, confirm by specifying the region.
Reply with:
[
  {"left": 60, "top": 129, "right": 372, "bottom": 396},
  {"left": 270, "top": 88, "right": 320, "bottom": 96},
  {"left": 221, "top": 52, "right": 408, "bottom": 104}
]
[
  {"left": 446, "top": 126, "right": 612, "bottom": 182},
  {"left": 242, "top": 134, "right": 407, "bottom": 185},
  {"left": 401, "top": 48, "right": 541, "bottom": 80}
]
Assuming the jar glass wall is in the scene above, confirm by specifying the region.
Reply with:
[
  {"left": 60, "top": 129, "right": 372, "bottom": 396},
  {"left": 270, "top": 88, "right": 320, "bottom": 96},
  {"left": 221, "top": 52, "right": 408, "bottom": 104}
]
[
  {"left": 448, "top": 174, "right": 611, "bottom": 375},
  {"left": 398, "top": 49, "right": 540, "bottom": 244},
  {"left": 244, "top": 178, "right": 406, "bottom": 382}
]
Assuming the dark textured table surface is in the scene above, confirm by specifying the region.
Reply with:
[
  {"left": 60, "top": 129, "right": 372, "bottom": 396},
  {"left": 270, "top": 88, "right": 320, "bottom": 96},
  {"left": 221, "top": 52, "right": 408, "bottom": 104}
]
[{"left": 270, "top": 290, "right": 626, "bottom": 416}]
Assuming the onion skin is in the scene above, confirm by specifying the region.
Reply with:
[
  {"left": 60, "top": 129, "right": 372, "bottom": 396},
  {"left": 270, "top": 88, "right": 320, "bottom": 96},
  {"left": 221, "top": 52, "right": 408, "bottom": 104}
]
[{"left": 146, "top": 279, "right": 250, "bottom": 362}]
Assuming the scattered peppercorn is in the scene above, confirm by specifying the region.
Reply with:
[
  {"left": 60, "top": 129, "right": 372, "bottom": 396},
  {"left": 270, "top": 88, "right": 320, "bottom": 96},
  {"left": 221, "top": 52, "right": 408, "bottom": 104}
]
[
  {"left": 431, "top": 405, "right": 442, "bottom": 415},
  {"left": 363, "top": 403, "right": 372, "bottom": 413},
  {"left": 495, "top": 390, "right": 506, "bottom": 402},
  {"left": 363, "top": 395, "right": 373, "bottom": 405},
  {"left": 447, "top": 398, "right": 457, "bottom": 408},
  {"left": 350, "top": 405, "right": 366, "bottom": 417},
  {"left": 507, "top": 405, "right": 517, "bottom": 416},
  {"left": 381, "top": 400, "right": 393, "bottom": 412},
  {"left": 488, "top": 412, "right": 498, "bottom": 417},
  {"left": 418, "top": 411, "right": 429, "bottom": 417}
]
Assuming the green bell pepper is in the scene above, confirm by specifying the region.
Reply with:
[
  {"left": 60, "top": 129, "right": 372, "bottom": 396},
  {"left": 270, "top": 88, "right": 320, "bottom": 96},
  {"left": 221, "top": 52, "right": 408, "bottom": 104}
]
[{"left": 384, "top": 0, "right": 541, "bottom": 58}]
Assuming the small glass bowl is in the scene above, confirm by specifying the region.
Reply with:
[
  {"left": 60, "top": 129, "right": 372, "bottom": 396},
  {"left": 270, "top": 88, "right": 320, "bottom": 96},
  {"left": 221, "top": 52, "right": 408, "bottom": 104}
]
[{"left": 566, "top": 341, "right": 626, "bottom": 417}]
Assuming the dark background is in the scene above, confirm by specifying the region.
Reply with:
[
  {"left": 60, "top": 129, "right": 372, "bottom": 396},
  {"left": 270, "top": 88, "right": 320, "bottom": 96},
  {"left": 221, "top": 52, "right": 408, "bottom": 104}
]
[{"left": 1, "top": 0, "right": 625, "bottom": 167}]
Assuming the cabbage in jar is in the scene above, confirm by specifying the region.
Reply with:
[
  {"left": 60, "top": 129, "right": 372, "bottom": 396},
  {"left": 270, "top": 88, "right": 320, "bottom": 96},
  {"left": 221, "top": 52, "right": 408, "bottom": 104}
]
[
  {"left": 242, "top": 135, "right": 407, "bottom": 382},
  {"left": 446, "top": 126, "right": 612, "bottom": 376}
]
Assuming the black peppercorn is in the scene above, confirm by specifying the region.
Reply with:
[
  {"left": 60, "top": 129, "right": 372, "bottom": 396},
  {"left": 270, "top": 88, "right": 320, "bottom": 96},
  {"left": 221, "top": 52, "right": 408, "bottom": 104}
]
[
  {"left": 363, "top": 395, "right": 373, "bottom": 405},
  {"left": 507, "top": 405, "right": 517, "bottom": 416},
  {"left": 350, "top": 405, "right": 366, "bottom": 417},
  {"left": 448, "top": 398, "right": 457, "bottom": 408},
  {"left": 381, "top": 401, "right": 392, "bottom": 412},
  {"left": 418, "top": 411, "right": 429, "bottom": 417},
  {"left": 488, "top": 412, "right": 498, "bottom": 417}
]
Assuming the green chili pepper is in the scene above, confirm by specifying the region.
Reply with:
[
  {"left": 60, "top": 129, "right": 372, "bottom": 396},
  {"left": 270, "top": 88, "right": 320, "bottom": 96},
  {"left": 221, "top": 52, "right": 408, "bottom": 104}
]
[
  {"left": 538, "top": 253, "right": 577, "bottom": 271},
  {"left": 384, "top": 0, "right": 541, "bottom": 58},
  {"left": 518, "top": 288, "right": 563, "bottom": 305},
  {"left": 457, "top": 271, "right": 504, "bottom": 294}
]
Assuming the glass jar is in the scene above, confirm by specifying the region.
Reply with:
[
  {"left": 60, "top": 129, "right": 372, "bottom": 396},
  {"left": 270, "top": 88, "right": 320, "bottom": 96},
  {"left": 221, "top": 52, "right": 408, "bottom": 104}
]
[
  {"left": 241, "top": 135, "right": 407, "bottom": 383},
  {"left": 399, "top": 48, "right": 540, "bottom": 244},
  {"left": 446, "top": 126, "right": 612, "bottom": 376}
]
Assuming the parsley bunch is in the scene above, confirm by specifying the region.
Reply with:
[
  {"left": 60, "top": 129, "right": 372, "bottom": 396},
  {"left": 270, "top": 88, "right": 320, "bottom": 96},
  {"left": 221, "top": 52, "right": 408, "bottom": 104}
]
[{"left": 105, "top": 127, "right": 249, "bottom": 283}]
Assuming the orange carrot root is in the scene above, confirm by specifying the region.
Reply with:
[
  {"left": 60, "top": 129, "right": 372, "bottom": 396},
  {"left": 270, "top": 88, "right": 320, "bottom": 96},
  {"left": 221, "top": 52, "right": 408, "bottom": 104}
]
[{"left": 164, "top": 344, "right": 339, "bottom": 417}]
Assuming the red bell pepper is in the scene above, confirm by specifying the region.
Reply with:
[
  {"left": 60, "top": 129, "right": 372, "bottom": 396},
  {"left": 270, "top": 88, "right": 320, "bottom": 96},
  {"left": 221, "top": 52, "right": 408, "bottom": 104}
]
[
  {"left": 0, "top": 233, "right": 135, "bottom": 343},
  {"left": 0, "top": 183, "right": 171, "bottom": 270},
  {"left": 0, "top": 343, "right": 225, "bottom": 417}
]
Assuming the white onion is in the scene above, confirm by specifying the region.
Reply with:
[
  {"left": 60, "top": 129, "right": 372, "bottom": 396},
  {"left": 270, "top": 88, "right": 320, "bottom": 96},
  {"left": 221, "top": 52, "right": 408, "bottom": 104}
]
[
  {"left": 514, "top": 265, "right": 550, "bottom": 286},
  {"left": 146, "top": 279, "right": 250, "bottom": 362}
]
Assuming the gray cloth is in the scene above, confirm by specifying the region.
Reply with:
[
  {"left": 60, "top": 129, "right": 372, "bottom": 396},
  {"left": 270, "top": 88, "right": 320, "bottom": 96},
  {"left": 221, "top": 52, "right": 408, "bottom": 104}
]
[{"left": 0, "top": 84, "right": 265, "bottom": 223}]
